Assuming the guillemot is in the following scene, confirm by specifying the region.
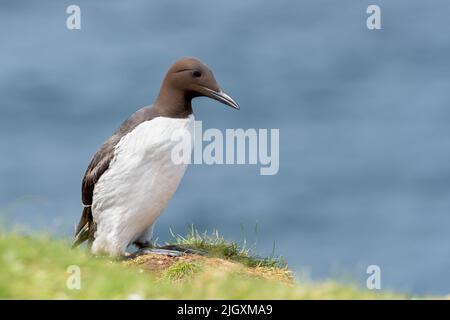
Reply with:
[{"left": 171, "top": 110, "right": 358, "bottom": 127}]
[{"left": 73, "top": 57, "right": 239, "bottom": 256}]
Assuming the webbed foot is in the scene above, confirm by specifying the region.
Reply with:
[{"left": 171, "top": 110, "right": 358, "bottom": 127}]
[
  {"left": 127, "top": 248, "right": 186, "bottom": 259},
  {"left": 126, "top": 245, "right": 205, "bottom": 260},
  {"left": 158, "top": 244, "right": 205, "bottom": 256}
]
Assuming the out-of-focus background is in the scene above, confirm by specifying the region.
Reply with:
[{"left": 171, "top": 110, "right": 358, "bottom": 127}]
[{"left": 1, "top": 0, "right": 449, "bottom": 295}]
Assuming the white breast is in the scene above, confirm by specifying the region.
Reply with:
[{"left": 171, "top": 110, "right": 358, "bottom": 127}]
[{"left": 91, "top": 115, "right": 194, "bottom": 255}]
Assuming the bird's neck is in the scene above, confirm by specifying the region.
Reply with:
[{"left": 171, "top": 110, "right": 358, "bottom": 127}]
[{"left": 154, "top": 86, "right": 193, "bottom": 118}]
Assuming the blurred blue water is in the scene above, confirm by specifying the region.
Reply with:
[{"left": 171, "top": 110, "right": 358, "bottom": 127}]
[{"left": 1, "top": 1, "right": 450, "bottom": 294}]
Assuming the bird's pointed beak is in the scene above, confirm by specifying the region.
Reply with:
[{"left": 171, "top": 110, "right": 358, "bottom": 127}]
[{"left": 201, "top": 87, "right": 240, "bottom": 110}]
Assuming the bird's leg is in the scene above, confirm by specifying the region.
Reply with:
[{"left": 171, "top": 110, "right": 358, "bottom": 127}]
[
  {"left": 133, "top": 240, "right": 153, "bottom": 250},
  {"left": 129, "top": 224, "right": 205, "bottom": 258}
]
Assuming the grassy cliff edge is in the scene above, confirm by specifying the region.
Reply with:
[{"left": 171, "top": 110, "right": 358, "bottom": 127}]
[{"left": 0, "top": 231, "right": 406, "bottom": 299}]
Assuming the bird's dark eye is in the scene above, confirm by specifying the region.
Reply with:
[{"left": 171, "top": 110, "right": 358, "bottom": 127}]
[{"left": 192, "top": 70, "right": 202, "bottom": 78}]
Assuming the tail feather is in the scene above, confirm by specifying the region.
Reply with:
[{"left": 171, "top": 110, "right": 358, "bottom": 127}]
[{"left": 72, "top": 206, "right": 96, "bottom": 248}]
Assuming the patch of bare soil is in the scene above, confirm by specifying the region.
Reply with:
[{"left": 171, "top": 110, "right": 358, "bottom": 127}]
[
  {"left": 125, "top": 253, "right": 293, "bottom": 283},
  {"left": 124, "top": 254, "right": 202, "bottom": 273}
]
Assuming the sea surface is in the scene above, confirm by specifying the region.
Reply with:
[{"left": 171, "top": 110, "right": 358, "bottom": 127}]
[{"left": 1, "top": 1, "right": 450, "bottom": 294}]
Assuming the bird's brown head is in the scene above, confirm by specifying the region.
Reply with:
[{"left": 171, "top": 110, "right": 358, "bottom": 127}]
[{"left": 155, "top": 57, "right": 239, "bottom": 117}]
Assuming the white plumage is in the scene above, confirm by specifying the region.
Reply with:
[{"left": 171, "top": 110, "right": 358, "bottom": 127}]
[{"left": 91, "top": 115, "right": 194, "bottom": 255}]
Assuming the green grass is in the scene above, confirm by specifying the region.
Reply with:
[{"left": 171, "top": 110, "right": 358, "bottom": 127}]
[
  {"left": 168, "top": 228, "right": 285, "bottom": 268},
  {"left": 164, "top": 261, "right": 202, "bottom": 281},
  {"left": 0, "top": 232, "right": 410, "bottom": 299}
]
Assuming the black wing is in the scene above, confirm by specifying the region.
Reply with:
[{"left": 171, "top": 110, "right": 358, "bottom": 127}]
[{"left": 73, "top": 106, "right": 159, "bottom": 247}]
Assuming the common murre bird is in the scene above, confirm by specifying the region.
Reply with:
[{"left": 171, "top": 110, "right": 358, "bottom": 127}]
[{"left": 73, "top": 57, "right": 239, "bottom": 256}]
